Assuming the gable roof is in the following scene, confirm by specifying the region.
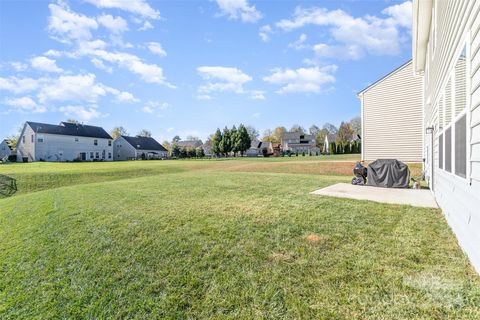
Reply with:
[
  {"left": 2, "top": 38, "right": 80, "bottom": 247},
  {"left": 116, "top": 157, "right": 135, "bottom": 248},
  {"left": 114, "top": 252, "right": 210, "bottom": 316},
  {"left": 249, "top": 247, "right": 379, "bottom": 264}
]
[
  {"left": 176, "top": 140, "right": 203, "bottom": 148},
  {"left": 357, "top": 60, "right": 412, "bottom": 96},
  {"left": 281, "top": 132, "right": 315, "bottom": 140},
  {"left": 26, "top": 121, "right": 112, "bottom": 139},
  {"left": 121, "top": 136, "right": 167, "bottom": 151}
]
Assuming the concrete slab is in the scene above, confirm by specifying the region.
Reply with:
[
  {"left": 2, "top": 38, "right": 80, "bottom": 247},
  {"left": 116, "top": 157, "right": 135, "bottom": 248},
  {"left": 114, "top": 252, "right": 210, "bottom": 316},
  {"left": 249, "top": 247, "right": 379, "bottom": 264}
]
[{"left": 310, "top": 183, "right": 439, "bottom": 208}]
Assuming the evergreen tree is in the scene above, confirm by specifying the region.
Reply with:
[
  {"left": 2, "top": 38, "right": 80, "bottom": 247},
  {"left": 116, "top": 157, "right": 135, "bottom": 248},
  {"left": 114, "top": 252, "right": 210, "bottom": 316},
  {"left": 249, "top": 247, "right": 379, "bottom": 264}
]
[
  {"left": 171, "top": 144, "right": 181, "bottom": 158},
  {"left": 230, "top": 125, "right": 239, "bottom": 156},
  {"left": 219, "top": 126, "right": 231, "bottom": 156},
  {"left": 212, "top": 128, "right": 222, "bottom": 156},
  {"left": 330, "top": 142, "right": 336, "bottom": 155},
  {"left": 196, "top": 147, "right": 205, "bottom": 158},
  {"left": 238, "top": 124, "right": 251, "bottom": 156}
]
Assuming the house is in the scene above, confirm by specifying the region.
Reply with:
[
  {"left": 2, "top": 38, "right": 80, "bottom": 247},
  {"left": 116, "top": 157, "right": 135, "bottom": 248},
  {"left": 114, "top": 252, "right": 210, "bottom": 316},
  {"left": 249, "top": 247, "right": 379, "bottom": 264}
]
[
  {"left": 413, "top": 0, "right": 480, "bottom": 272},
  {"left": 202, "top": 143, "right": 212, "bottom": 157},
  {"left": 175, "top": 140, "right": 203, "bottom": 149},
  {"left": 281, "top": 132, "right": 320, "bottom": 155},
  {"left": 323, "top": 134, "right": 337, "bottom": 153},
  {"left": 0, "top": 139, "right": 14, "bottom": 160},
  {"left": 259, "top": 141, "right": 274, "bottom": 156},
  {"left": 113, "top": 136, "right": 168, "bottom": 160},
  {"left": 16, "top": 121, "right": 113, "bottom": 162},
  {"left": 246, "top": 139, "right": 262, "bottom": 157},
  {"left": 357, "top": 60, "right": 423, "bottom": 162}
]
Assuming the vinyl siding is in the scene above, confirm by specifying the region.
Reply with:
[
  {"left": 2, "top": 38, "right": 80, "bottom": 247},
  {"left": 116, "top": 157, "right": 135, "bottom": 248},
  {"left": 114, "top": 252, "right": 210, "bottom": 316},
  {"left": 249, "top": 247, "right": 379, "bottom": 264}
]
[
  {"left": 360, "top": 61, "right": 423, "bottom": 162},
  {"left": 421, "top": 0, "right": 480, "bottom": 273}
]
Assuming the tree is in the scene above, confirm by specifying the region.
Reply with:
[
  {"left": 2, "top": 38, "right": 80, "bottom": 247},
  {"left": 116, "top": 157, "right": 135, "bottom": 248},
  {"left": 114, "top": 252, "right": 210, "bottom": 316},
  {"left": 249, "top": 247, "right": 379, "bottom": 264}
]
[
  {"left": 273, "top": 126, "right": 287, "bottom": 143},
  {"left": 309, "top": 125, "right": 320, "bottom": 136},
  {"left": 162, "top": 140, "right": 171, "bottom": 153},
  {"left": 137, "top": 129, "right": 152, "bottom": 137},
  {"left": 323, "top": 123, "right": 338, "bottom": 134},
  {"left": 110, "top": 126, "right": 128, "bottom": 139},
  {"left": 219, "top": 126, "right": 232, "bottom": 156},
  {"left": 196, "top": 147, "right": 205, "bottom": 158},
  {"left": 186, "top": 135, "right": 200, "bottom": 141},
  {"left": 170, "top": 144, "right": 181, "bottom": 158},
  {"left": 187, "top": 147, "right": 196, "bottom": 158},
  {"left": 261, "top": 129, "right": 275, "bottom": 142},
  {"left": 6, "top": 126, "right": 22, "bottom": 149},
  {"left": 290, "top": 124, "right": 305, "bottom": 134},
  {"left": 329, "top": 142, "right": 336, "bottom": 155},
  {"left": 179, "top": 147, "right": 188, "bottom": 158},
  {"left": 337, "top": 121, "right": 353, "bottom": 144},
  {"left": 349, "top": 116, "right": 361, "bottom": 138},
  {"left": 211, "top": 128, "right": 222, "bottom": 156},
  {"left": 316, "top": 128, "right": 329, "bottom": 150},
  {"left": 246, "top": 125, "right": 259, "bottom": 141},
  {"left": 172, "top": 135, "right": 181, "bottom": 143},
  {"left": 66, "top": 118, "right": 79, "bottom": 124},
  {"left": 230, "top": 125, "right": 239, "bottom": 156},
  {"left": 237, "top": 124, "right": 251, "bottom": 156}
]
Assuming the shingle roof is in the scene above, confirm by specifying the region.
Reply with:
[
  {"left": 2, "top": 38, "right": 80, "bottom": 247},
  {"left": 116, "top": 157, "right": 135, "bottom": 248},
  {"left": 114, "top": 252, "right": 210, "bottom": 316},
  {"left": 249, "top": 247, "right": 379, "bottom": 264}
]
[
  {"left": 176, "top": 140, "right": 203, "bottom": 148},
  {"left": 121, "top": 136, "right": 167, "bottom": 151},
  {"left": 1, "top": 139, "right": 13, "bottom": 150},
  {"left": 26, "top": 121, "right": 112, "bottom": 139}
]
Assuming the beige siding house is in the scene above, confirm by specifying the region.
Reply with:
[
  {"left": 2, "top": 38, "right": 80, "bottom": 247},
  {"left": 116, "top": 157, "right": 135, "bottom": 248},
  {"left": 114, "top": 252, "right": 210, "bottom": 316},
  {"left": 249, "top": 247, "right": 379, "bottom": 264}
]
[
  {"left": 281, "top": 132, "right": 320, "bottom": 155},
  {"left": 16, "top": 121, "right": 113, "bottom": 162},
  {"left": 358, "top": 61, "right": 423, "bottom": 162},
  {"left": 113, "top": 136, "right": 168, "bottom": 160},
  {"left": 413, "top": 0, "right": 480, "bottom": 273}
]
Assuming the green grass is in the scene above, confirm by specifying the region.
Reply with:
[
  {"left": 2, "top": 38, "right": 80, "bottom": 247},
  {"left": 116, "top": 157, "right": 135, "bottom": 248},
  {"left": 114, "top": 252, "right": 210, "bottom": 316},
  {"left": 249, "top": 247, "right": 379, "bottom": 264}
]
[{"left": 0, "top": 157, "right": 479, "bottom": 319}]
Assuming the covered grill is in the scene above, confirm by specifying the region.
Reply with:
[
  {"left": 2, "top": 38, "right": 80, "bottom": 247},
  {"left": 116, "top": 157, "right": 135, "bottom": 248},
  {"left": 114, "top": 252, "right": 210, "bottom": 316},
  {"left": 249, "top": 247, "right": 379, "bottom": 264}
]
[{"left": 367, "top": 159, "right": 410, "bottom": 188}]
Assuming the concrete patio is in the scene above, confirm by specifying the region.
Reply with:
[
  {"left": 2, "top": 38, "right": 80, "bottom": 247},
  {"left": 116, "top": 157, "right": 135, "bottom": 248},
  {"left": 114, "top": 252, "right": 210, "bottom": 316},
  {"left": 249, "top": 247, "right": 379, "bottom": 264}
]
[{"left": 311, "top": 183, "right": 438, "bottom": 208}]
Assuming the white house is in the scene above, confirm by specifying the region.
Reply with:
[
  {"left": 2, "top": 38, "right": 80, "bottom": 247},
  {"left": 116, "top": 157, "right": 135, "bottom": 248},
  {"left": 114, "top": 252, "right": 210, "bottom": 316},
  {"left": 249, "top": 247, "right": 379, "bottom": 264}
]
[
  {"left": 113, "top": 135, "right": 168, "bottom": 160},
  {"left": 246, "top": 139, "right": 262, "bottom": 157},
  {"left": 281, "top": 132, "right": 320, "bottom": 155},
  {"left": 413, "top": 0, "right": 480, "bottom": 273},
  {"left": 0, "top": 139, "right": 14, "bottom": 160},
  {"left": 16, "top": 121, "right": 113, "bottom": 162},
  {"left": 358, "top": 60, "right": 423, "bottom": 162}
]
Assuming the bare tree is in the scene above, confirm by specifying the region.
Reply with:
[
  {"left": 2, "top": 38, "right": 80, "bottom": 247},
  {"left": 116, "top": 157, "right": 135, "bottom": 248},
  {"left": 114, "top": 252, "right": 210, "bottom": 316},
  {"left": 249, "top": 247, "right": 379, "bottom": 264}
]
[
  {"left": 110, "top": 126, "right": 128, "bottom": 139},
  {"left": 137, "top": 129, "right": 152, "bottom": 137}
]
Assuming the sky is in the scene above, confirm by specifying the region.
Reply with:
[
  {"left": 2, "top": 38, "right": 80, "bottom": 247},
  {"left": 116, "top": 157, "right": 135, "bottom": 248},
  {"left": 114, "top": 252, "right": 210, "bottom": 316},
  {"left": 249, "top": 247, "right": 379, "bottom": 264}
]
[{"left": 0, "top": 0, "right": 413, "bottom": 142}]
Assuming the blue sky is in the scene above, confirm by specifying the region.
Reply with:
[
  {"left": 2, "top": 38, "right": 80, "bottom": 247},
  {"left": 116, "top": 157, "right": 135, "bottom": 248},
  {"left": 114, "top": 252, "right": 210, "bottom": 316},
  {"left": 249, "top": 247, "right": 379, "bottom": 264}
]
[{"left": 0, "top": 0, "right": 412, "bottom": 142}]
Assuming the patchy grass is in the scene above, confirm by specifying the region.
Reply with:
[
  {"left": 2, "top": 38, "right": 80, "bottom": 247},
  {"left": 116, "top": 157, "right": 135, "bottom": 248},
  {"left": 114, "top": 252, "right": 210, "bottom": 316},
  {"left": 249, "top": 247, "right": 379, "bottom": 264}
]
[{"left": 0, "top": 158, "right": 478, "bottom": 319}]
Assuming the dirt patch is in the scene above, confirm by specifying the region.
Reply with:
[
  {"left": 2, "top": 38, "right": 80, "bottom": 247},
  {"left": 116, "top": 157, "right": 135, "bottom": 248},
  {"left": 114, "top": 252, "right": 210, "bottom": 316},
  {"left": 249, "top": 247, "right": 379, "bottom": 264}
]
[{"left": 306, "top": 233, "right": 326, "bottom": 243}]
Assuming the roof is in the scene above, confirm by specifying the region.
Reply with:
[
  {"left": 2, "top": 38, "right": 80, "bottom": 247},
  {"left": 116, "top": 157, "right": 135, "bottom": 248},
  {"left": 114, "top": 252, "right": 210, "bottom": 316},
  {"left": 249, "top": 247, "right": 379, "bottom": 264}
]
[
  {"left": 1, "top": 139, "right": 13, "bottom": 150},
  {"left": 26, "top": 121, "right": 112, "bottom": 139},
  {"left": 249, "top": 139, "right": 262, "bottom": 149},
  {"left": 176, "top": 140, "right": 203, "bottom": 148},
  {"left": 357, "top": 60, "right": 413, "bottom": 96},
  {"left": 281, "top": 132, "right": 315, "bottom": 140},
  {"left": 121, "top": 136, "right": 167, "bottom": 151}
]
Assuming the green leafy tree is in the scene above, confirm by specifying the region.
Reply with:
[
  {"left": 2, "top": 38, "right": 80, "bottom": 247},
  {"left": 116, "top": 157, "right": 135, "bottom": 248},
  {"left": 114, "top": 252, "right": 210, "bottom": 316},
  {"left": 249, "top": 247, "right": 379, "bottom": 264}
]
[
  {"left": 230, "top": 125, "right": 239, "bottom": 156},
  {"left": 237, "top": 124, "right": 251, "bottom": 156},
  {"left": 219, "top": 126, "right": 231, "bottom": 156},
  {"left": 196, "top": 147, "right": 205, "bottom": 158},
  {"left": 162, "top": 140, "right": 171, "bottom": 153},
  {"left": 273, "top": 126, "right": 287, "bottom": 143},
  {"left": 212, "top": 128, "right": 222, "bottom": 156},
  {"left": 315, "top": 128, "right": 329, "bottom": 150},
  {"left": 172, "top": 135, "right": 181, "bottom": 143},
  {"left": 171, "top": 144, "right": 181, "bottom": 158},
  {"left": 329, "top": 142, "right": 336, "bottom": 155},
  {"left": 179, "top": 147, "right": 188, "bottom": 158},
  {"left": 187, "top": 147, "right": 196, "bottom": 158}
]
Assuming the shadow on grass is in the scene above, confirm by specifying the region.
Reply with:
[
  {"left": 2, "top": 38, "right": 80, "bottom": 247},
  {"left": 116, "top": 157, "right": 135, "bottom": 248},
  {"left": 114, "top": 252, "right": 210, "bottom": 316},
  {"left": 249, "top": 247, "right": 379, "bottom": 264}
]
[{"left": 0, "top": 174, "right": 17, "bottom": 198}]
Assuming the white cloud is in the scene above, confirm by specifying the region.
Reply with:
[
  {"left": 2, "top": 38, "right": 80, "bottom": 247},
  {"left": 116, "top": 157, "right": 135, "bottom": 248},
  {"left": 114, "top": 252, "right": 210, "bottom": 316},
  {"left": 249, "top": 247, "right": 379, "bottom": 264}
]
[
  {"left": 91, "top": 58, "right": 113, "bottom": 72},
  {"left": 10, "top": 62, "right": 28, "bottom": 72},
  {"left": 259, "top": 25, "right": 272, "bottom": 42},
  {"left": 138, "top": 21, "right": 154, "bottom": 31},
  {"left": 37, "top": 73, "right": 107, "bottom": 103},
  {"left": 58, "top": 105, "right": 105, "bottom": 122},
  {"left": 30, "top": 56, "right": 63, "bottom": 73},
  {"left": 141, "top": 101, "right": 170, "bottom": 114},
  {"left": 4, "top": 97, "right": 46, "bottom": 113},
  {"left": 197, "top": 66, "right": 252, "bottom": 94},
  {"left": 275, "top": 1, "right": 412, "bottom": 59},
  {"left": 116, "top": 91, "right": 139, "bottom": 103},
  {"left": 215, "top": 0, "right": 262, "bottom": 23},
  {"left": 252, "top": 112, "right": 261, "bottom": 118},
  {"left": 84, "top": 0, "right": 160, "bottom": 19},
  {"left": 0, "top": 76, "right": 40, "bottom": 94},
  {"left": 196, "top": 94, "right": 212, "bottom": 100},
  {"left": 166, "top": 127, "right": 174, "bottom": 133},
  {"left": 97, "top": 14, "right": 129, "bottom": 34},
  {"left": 288, "top": 33, "right": 307, "bottom": 50},
  {"left": 263, "top": 65, "right": 337, "bottom": 94},
  {"left": 250, "top": 90, "right": 265, "bottom": 100},
  {"left": 147, "top": 42, "right": 167, "bottom": 57},
  {"left": 48, "top": 3, "right": 98, "bottom": 43}
]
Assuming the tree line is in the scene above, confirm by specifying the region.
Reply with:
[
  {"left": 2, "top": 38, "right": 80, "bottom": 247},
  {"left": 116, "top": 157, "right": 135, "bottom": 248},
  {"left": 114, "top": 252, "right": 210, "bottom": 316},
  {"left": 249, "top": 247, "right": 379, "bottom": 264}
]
[{"left": 211, "top": 124, "right": 252, "bottom": 157}]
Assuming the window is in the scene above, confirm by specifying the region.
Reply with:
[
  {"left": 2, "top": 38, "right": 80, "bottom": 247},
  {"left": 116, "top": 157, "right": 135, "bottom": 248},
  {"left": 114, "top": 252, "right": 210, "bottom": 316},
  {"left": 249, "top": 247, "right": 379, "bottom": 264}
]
[
  {"left": 439, "top": 134, "right": 443, "bottom": 170},
  {"left": 108, "top": 152, "right": 112, "bottom": 159},
  {"left": 445, "top": 127, "right": 452, "bottom": 172},
  {"left": 37, "top": 137, "right": 44, "bottom": 143},
  {"left": 90, "top": 152, "right": 94, "bottom": 159},
  {"left": 108, "top": 140, "right": 112, "bottom": 146},
  {"left": 31, "top": 135, "right": 34, "bottom": 143},
  {"left": 455, "top": 114, "right": 467, "bottom": 178},
  {"left": 22, "top": 136, "right": 25, "bottom": 143},
  {"left": 94, "top": 139, "right": 98, "bottom": 146},
  {"left": 75, "top": 137, "right": 79, "bottom": 142},
  {"left": 95, "top": 152, "right": 99, "bottom": 158}
]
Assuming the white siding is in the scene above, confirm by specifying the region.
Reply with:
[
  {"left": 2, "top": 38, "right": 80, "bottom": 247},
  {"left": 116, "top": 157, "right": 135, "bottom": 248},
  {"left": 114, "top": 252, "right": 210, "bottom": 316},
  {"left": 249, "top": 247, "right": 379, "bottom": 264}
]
[
  {"left": 420, "top": 0, "right": 480, "bottom": 273},
  {"left": 360, "top": 61, "right": 423, "bottom": 162},
  {"left": 0, "top": 141, "right": 13, "bottom": 159},
  {"left": 113, "top": 136, "right": 137, "bottom": 161},
  {"left": 16, "top": 124, "right": 35, "bottom": 162}
]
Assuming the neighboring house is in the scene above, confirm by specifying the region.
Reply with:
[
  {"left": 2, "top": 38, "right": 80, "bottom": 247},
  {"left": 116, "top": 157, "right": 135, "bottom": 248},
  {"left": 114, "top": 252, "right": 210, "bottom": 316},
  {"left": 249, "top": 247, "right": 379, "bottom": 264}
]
[
  {"left": 0, "top": 139, "right": 14, "bottom": 159},
  {"left": 114, "top": 136, "right": 168, "bottom": 160},
  {"left": 357, "top": 60, "right": 423, "bottom": 162},
  {"left": 246, "top": 139, "right": 262, "bottom": 157},
  {"left": 323, "top": 134, "right": 337, "bottom": 153},
  {"left": 202, "top": 144, "right": 212, "bottom": 157},
  {"left": 16, "top": 121, "right": 113, "bottom": 162},
  {"left": 413, "top": 0, "right": 480, "bottom": 272},
  {"left": 259, "top": 141, "right": 274, "bottom": 156},
  {"left": 176, "top": 140, "right": 203, "bottom": 149},
  {"left": 281, "top": 132, "right": 320, "bottom": 155}
]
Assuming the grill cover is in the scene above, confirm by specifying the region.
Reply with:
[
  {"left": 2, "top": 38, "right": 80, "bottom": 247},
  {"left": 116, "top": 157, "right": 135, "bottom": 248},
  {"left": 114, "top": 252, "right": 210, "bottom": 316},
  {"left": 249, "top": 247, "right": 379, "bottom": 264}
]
[{"left": 367, "top": 159, "right": 410, "bottom": 188}]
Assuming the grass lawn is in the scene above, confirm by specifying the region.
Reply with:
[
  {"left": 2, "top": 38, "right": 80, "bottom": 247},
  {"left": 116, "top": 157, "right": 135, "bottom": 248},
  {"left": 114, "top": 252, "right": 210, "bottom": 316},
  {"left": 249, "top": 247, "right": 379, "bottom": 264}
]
[{"left": 0, "top": 157, "right": 479, "bottom": 319}]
